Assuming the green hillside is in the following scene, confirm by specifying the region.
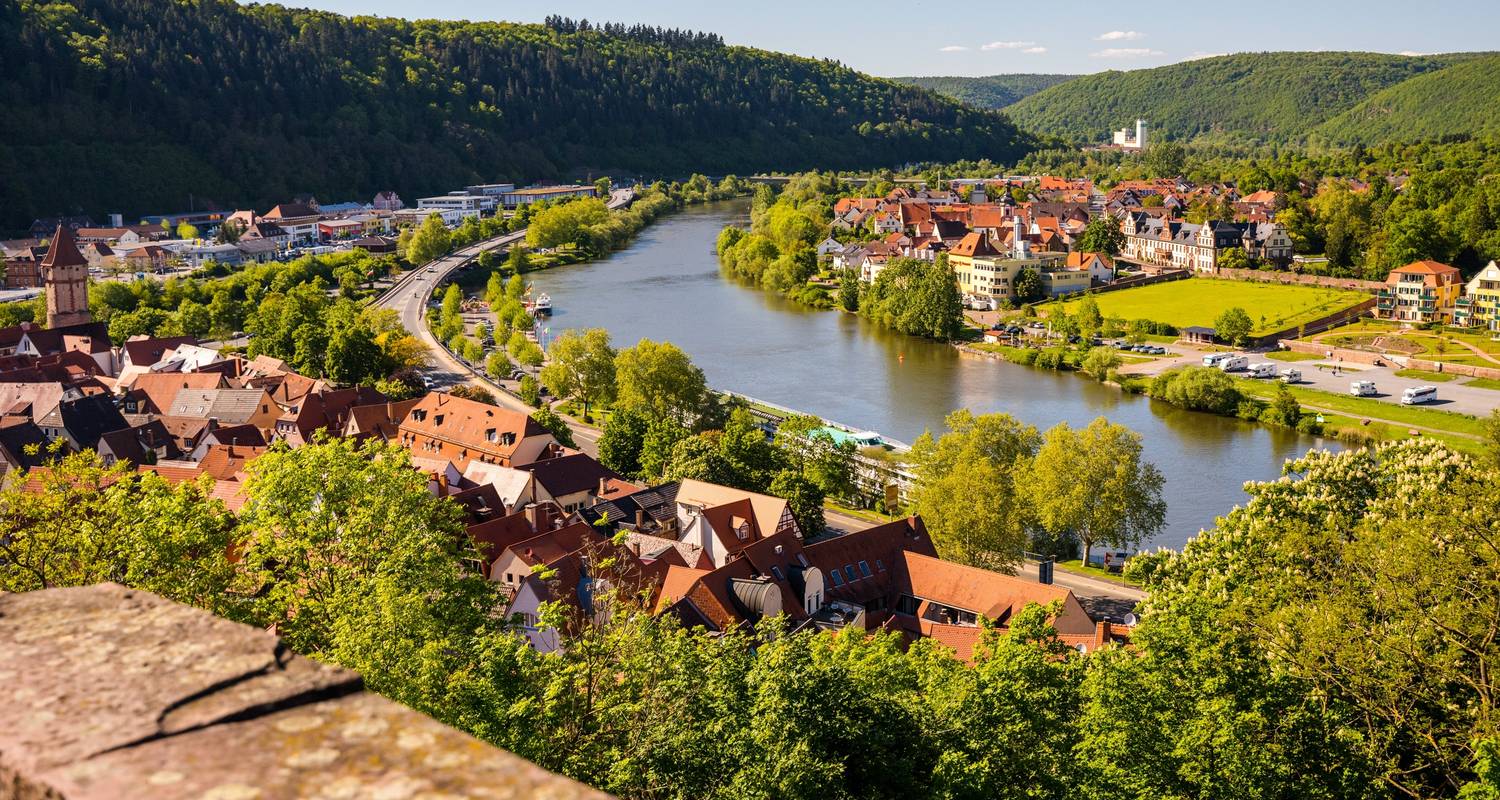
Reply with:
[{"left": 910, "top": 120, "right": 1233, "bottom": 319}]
[
  {"left": 889, "top": 73, "right": 1076, "bottom": 108},
  {"left": 0, "top": 1, "right": 1035, "bottom": 231},
  {"left": 1314, "top": 54, "right": 1500, "bottom": 144},
  {"left": 1005, "top": 52, "right": 1480, "bottom": 145}
]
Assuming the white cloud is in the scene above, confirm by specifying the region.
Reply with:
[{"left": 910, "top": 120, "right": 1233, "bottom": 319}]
[
  {"left": 1022, "top": 46, "right": 1048, "bottom": 54},
  {"left": 1185, "top": 51, "right": 1227, "bottom": 61},
  {"left": 980, "top": 40, "right": 1037, "bottom": 51},
  {"left": 939, "top": 45, "right": 968, "bottom": 52},
  {"left": 1397, "top": 50, "right": 1428, "bottom": 56},
  {"left": 1096, "top": 30, "right": 1145, "bottom": 41},
  {"left": 1092, "top": 47, "right": 1165, "bottom": 58}
]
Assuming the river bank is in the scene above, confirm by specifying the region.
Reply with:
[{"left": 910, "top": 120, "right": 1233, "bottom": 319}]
[{"left": 524, "top": 199, "right": 1350, "bottom": 550}]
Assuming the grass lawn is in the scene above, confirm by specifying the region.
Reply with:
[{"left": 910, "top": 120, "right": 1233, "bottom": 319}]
[
  {"left": 1394, "top": 368, "right": 1462, "bottom": 382},
  {"left": 1059, "top": 279, "right": 1369, "bottom": 336},
  {"left": 1309, "top": 410, "right": 1485, "bottom": 456},
  {"left": 1465, "top": 378, "right": 1500, "bottom": 391},
  {"left": 1267, "top": 350, "right": 1326, "bottom": 362},
  {"left": 1236, "top": 380, "right": 1487, "bottom": 437},
  {"left": 1057, "top": 559, "right": 1143, "bottom": 588}
]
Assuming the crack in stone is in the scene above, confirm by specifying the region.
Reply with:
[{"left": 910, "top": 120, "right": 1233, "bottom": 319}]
[{"left": 86, "top": 641, "right": 363, "bottom": 760}]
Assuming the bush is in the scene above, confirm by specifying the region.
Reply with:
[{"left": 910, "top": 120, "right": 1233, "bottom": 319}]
[
  {"left": 1148, "top": 366, "right": 1242, "bottom": 415},
  {"left": 1237, "top": 398, "right": 1267, "bottom": 420},
  {"left": 1296, "top": 415, "right": 1325, "bottom": 435}
]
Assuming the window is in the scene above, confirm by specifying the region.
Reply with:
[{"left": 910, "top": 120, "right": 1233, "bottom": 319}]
[
  {"left": 844, "top": 566, "right": 858, "bottom": 583},
  {"left": 829, "top": 570, "right": 844, "bottom": 587},
  {"left": 875, "top": 559, "right": 885, "bottom": 572},
  {"left": 858, "top": 561, "right": 871, "bottom": 578},
  {"left": 896, "top": 594, "right": 920, "bottom": 615},
  {"left": 770, "top": 566, "right": 784, "bottom": 581}
]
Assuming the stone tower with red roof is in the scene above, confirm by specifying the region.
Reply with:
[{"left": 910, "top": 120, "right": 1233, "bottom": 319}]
[{"left": 41, "top": 225, "right": 92, "bottom": 328}]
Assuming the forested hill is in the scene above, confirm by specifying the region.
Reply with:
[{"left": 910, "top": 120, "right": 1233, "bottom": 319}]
[
  {"left": 1004, "top": 51, "right": 1490, "bottom": 146},
  {"left": 0, "top": 1, "right": 1035, "bottom": 231},
  {"left": 889, "top": 74, "right": 1076, "bottom": 109},
  {"left": 1313, "top": 54, "right": 1500, "bottom": 144}
]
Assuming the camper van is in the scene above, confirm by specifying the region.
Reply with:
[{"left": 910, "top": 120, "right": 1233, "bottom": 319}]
[
  {"left": 1202, "top": 352, "right": 1230, "bottom": 367},
  {"left": 1218, "top": 355, "right": 1249, "bottom": 372},
  {"left": 1280, "top": 368, "right": 1302, "bottom": 384},
  {"left": 1248, "top": 362, "right": 1278, "bottom": 378},
  {"left": 1350, "top": 380, "right": 1378, "bottom": 397},
  {"left": 1401, "top": 385, "right": 1438, "bottom": 405}
]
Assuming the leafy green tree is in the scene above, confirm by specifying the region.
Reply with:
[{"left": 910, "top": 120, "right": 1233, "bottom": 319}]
[
  {"left": 107, "top": 307, "right": 171, "bottom": 343},
  {"left": 539, "top": 328, "right": 617, "bottom": 420},
  {"left": 1075, "top": 295, "right": 1103, "bottom": 340},
  {"left": 1012, "top": 267, "right": 1044, "bottom": 304},
  {"left": 518, "top": 374, "right": 541, "bottom": 406},
  {"left": 598, "top": 407, "right": 650, "bottom": 477},
  {"left": 485, "top": 351, "right": 511, "bottom": 380},
  {"left": 1019, "top": 417, "right": 1165, "bottom": 566},
  {"left": 1080, "top": 346, "right": 1121, "bottom": 381},
  {"left": 1213, "top": 306, "right": 1254, "bottom": 346},
  {"left": 176, "top": 222, "right": 199, "bottom": 240},
  {"left": 1077, "top": 216, "right": 1125, "bottom": 256},
  {"left": 837, "top": 267, "right": 860, "bottom": 312},
  {"left": 614, "top": 338, "right": 710, "bottom": 425},
  {"left": 441, "top": 283, "right": 463, "bottom": 325},
  {"left": 638, "top": 413, "right": 690, "bottom": 480},
  {"left": 406, "top": 213, "right": 452, "bottom": 265},
  {"left": 0, "top": 447, "right": 239, "bottom": 612},
  {"left": 908, "top": 410, "right": 1042, "bottom": 570},
  {"left": 774, "top": 414, "right": 856, "bottom": 500},
  {"left": 527, "top": 198, "right": 611, "bottom": 248},
  {"left": 770, "top": 469, "right": 826, "bottom": 537},
  {"left": 532, "top": 405, "right": 577, "bottom": 449}
]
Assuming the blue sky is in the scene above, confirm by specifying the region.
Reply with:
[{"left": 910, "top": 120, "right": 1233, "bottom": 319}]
[{"left": 286, "top": 1, "right": 1498, "bottom": 76}]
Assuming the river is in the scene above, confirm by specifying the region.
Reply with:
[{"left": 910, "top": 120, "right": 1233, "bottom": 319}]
[{"left": 527, "top": 199, "right": 1340, "bottom": 550}]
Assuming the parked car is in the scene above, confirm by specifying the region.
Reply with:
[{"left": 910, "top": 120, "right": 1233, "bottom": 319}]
[
  {"left": 1350, "top": 380, "right": 1377, "bottom": 397},
  {"left": 420, "top": 375, "right": 434, "bottom": 389}
]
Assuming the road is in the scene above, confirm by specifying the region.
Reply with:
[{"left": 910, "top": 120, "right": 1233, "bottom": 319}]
[{"left": 373, "top": 189, "right": 637, "bottom": 455}]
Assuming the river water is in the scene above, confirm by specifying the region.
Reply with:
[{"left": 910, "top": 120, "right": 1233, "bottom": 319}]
[{"left": 528, "top": 200, "right": 1340, "bottom": 550}]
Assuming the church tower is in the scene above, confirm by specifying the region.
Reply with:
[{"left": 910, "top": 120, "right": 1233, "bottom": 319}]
[{"left": 41, "top": 225, "right": 92, "bottom": 328}]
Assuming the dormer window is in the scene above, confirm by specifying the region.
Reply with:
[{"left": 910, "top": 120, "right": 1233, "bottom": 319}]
[{"left": 485, "top": 428, "right": 497, "bottom": 443}]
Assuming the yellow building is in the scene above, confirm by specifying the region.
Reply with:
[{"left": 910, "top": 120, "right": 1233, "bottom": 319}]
[
  {"left": 1376, "top": 260, "right": 1464, "bottom": 324},
  {"left": 949, "top": 232, "right": 1064, "bottom": 308},
  {"left": 1456, "top": 260, "right": 1500, "bottom": 332}
]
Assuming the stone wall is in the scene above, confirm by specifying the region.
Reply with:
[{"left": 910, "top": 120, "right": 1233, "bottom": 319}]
[
  {"left": 1278, "top": 338, "right": 1402, "bottom": 366},
  {"left": 1407, "top": 358, "right": 1500, "bottom": 380},
  {"left": 0, "top": 583, "right": 610, "bottom": 800},
  {"left": 1216, "top": 267, "right": 1385, "bottom": 293}
]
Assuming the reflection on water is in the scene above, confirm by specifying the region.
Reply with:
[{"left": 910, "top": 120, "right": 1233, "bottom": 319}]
[{"left": 529, "top": 199, "right": 1340, "bottom": 550}]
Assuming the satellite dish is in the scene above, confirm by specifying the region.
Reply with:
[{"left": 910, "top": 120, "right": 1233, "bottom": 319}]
[{"left": 1123, "top": 613, "right": 1139, "bottom": 626}]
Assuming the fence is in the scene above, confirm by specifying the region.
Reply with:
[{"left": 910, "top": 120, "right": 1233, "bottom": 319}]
[{"left": 1252, "top": 297, "right": 1378, "bottom": 346}]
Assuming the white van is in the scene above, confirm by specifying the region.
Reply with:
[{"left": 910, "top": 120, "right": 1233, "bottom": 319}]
[
  {"left": 1218, "top": 355, "right": 1248, "bottom": 372},
  {"left": 1280, "top": 368, "right": 1302, "bottom": 384},
  {"left": 1248, "top": 362, "right": 1278, "bottom": 378},
  {"left": 1350, "top": 380, "right": 1377, "bottom": 397},
  {"left": 1401, "top": 385, "right": 1438, "bottom": 405},
  {"left": 1202, "top": 352, "right": 1230, "bottom": 367}
]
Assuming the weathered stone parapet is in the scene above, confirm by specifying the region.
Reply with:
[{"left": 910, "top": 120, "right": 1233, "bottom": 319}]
[{"left": 0, "top": 584, "right": 610, "bottom": 800}]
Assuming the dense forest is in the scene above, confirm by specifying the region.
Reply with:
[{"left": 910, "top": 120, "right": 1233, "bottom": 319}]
[
  {"left": 1005, "top": 51, "right": 1489, "bottom": 146},
  {"left": 1314, "top": 54, "right": 1500, "bottom": 144},
  {"left": 0, "top": 1, "right": 1034, "bottom": 231},
  {"left": 890, "top": 73, "right": 1075, "bottom": 108}
]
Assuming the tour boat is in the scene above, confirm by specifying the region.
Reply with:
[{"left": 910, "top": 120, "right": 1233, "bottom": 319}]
[{"left": 526, "top": 293, "right": 553, "bottom": 316}]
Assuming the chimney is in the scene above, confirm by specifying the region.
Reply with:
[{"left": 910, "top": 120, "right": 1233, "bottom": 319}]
[
  {"left": 635, "top": 508, "right": 647, "bottom": 529},
  {"left": 598, "top": 477, "right": 608, "bottom": 497},
  {"left": 523, "top": 502, "right": 540, "bottom": 531}
]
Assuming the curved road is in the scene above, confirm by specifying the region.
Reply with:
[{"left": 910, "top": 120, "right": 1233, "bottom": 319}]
[{"left": 374, "top": 189, "right": 638, "bottom": 451}]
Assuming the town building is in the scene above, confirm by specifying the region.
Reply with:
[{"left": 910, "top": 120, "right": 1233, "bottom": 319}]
[
  {"left": 415, "top": 194, "right": 491, "bottom": 218},
  {"left": 1119, "top": 213, "right": 1291, "bottom": 273},
  {"left": 1456, "top": 260, "right": 1500, "bottom": 332},
  {"left": 396, "top": 392, "right": 556, "bottom": 471},
  {"left": 500, "top": 185, "right": 598, "bottom": 207},
  {"left": 40, "top": 226, "right": 92, "bottom": 328},
  {"left": 1377, "top": 260, "right": 1464, "bottom": 324},
  {"left": 1112, "top": 119, "right": 1148, "bottom": 150}
]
